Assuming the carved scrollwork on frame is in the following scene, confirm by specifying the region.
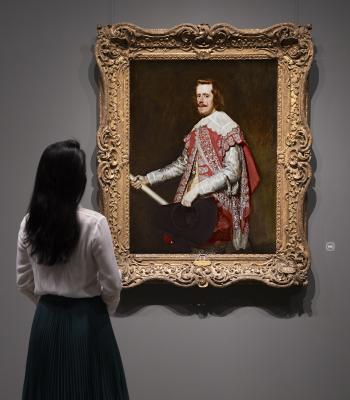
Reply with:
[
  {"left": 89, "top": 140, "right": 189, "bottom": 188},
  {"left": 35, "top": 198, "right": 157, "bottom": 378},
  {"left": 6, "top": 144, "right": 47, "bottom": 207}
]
[{"left": 95, "top": 23, "right": 313, "bottom": 288}]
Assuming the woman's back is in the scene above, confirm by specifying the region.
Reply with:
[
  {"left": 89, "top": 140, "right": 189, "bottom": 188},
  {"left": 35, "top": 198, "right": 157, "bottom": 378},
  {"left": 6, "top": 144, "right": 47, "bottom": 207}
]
[{"left": 17, "top": 207, "right": 122, "bottom": 314}]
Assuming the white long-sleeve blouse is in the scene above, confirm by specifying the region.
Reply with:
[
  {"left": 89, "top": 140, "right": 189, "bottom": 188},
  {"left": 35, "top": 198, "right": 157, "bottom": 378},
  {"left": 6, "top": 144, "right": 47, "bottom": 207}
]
[{"left": 16, "top": 207, "right": 122, "bottom": 315}]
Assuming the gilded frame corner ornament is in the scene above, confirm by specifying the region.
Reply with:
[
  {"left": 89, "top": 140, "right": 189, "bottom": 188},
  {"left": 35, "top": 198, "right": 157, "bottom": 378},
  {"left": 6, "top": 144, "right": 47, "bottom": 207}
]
[{"left": 95, "top": 23, "right": 314, "bottom": 288}]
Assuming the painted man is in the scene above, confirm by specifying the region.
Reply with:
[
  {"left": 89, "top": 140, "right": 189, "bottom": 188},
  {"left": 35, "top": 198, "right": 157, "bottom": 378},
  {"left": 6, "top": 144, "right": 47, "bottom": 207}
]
[{"left": 131, "top": 79, "right": 260, "bottom": 250}]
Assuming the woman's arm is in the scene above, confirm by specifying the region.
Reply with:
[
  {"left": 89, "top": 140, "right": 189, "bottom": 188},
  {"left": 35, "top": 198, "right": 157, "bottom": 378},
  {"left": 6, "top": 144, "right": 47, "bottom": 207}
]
[
  {"left": 92, "top": 216, "right": 123, "bottom": 315},
  {"left": 16, "top": 217, "right": 39, "bottom": 303}
]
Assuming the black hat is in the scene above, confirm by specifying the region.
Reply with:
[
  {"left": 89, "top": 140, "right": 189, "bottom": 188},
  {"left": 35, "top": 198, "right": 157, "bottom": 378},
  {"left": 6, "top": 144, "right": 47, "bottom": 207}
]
[{"left": 154, "top": 198, "right": 218, "bottom": 251}]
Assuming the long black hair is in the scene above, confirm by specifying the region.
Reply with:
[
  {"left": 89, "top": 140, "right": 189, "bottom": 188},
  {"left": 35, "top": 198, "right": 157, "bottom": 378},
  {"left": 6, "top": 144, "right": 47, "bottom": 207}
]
[{"left": 25, "top": 139, "right": 87, "bottom": 265}]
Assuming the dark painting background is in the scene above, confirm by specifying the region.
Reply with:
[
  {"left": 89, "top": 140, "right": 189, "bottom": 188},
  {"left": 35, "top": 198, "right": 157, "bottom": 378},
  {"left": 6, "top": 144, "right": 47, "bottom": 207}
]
[{"left": 129, "top": 59, "right": 277, "bottom": 253}]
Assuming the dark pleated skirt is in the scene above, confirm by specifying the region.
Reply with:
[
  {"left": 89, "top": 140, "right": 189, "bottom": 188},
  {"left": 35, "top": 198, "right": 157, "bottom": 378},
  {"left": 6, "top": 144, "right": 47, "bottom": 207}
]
[{"left": 22, "top": 295, "right": 129, "bottom": 400}]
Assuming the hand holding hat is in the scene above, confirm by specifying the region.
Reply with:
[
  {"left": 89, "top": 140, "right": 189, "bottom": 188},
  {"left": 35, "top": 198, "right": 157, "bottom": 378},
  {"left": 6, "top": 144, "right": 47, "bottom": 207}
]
[{"left": 181, "top": 186, "right": 199, "bottom": 207}]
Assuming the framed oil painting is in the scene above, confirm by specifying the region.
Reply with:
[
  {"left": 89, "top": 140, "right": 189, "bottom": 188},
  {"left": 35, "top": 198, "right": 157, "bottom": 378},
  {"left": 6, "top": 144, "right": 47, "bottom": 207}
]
[{"left": 95, "top": 23, "right": 313, "bottom": 288}]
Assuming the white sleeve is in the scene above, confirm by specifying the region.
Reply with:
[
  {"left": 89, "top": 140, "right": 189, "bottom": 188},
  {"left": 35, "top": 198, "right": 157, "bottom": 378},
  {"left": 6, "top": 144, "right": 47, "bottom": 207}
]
[
  {"left": 197, "top": 145, "right": 241, "bottom": 195},
  {"left": 16, "top": 218, "right": 39, "bottom": 304},
  {"left": 146, "top": 147, "right": 188, "bottom": 185},
  {"left": 92, "top": 216, "right": 122, "bottom": 315}
]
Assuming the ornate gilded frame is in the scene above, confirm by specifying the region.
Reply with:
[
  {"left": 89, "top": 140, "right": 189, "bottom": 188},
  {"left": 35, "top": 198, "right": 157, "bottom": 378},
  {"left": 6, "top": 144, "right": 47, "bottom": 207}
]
[{"left": 95, "top": 23, "right": 313, "bottom": 288}]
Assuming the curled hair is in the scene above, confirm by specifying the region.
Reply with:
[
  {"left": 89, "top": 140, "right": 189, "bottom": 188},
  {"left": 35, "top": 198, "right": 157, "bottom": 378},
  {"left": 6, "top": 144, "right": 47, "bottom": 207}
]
[
  {"left": 195, "top": 79, "right": 225, "bottom": 110},
  {"left": 25, "top": 139, "right": 87, "bottom": 265}
]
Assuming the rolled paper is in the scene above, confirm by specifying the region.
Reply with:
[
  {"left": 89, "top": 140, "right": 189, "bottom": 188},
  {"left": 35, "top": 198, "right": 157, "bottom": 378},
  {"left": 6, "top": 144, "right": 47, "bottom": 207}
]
[{"left": 130, "top": 174, "right": 169, "bottom": 205}]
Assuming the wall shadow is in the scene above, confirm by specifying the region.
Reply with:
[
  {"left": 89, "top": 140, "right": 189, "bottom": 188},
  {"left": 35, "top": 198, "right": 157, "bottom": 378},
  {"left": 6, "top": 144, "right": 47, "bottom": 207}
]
[
  {"left": 307, "top": 55, "right": 319, "bottom": 222},
  {"left": 116, "top": 268, "right": 315, "bottom": 318}
]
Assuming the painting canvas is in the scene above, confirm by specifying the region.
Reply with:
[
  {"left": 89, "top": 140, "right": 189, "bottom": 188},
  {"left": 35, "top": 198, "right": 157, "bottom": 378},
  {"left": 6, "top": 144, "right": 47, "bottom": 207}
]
[{"left": 130, "top": 59, "right": 277, "bottom": 254}]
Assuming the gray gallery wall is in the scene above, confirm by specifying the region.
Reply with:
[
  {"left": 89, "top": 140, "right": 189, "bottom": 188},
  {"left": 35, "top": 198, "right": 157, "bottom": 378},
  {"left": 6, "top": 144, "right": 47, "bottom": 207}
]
[{"left": 1, "top": 0, "right": 350, "bottom": 399}]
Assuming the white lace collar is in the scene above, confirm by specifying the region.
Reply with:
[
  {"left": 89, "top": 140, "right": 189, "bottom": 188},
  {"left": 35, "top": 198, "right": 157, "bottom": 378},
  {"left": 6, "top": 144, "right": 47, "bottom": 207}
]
[{"left": 193, "top": 111, "right": 238, "bottom": 136}]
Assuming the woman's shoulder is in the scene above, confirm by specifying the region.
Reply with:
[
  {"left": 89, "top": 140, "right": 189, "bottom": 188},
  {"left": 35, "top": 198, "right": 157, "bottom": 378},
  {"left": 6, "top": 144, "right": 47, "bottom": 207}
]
[
  {"left": 20, "top": 213, "right": 29, "bottom": 225},
  {"left": 77, "top": 207, "right": 107, "bottom": 225},
  {"left": 18, "top": 213, "right": 29, "bottom": 238}
]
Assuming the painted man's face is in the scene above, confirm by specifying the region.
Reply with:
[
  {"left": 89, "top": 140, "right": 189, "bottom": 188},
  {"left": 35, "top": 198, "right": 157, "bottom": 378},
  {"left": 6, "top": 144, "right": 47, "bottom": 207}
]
[{"left": 196, "top": 84, "right": 215, "bottom": 116}]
